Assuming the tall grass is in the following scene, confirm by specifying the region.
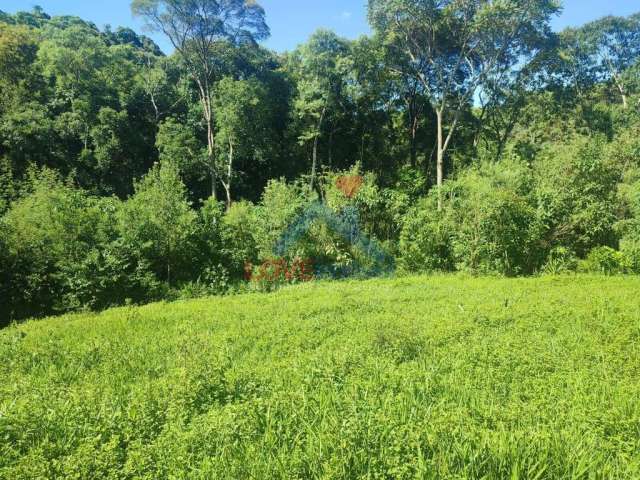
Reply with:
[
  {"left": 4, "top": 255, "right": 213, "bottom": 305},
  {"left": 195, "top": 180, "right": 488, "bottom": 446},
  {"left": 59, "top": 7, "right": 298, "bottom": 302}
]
[{"left": 1, "top": 275, "right": 639, "bottom": 478}]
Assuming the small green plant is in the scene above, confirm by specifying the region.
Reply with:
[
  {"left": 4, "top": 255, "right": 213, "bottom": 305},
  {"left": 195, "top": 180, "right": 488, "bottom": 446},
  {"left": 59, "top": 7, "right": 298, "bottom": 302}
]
[
  {"left": 179, "top": 264, "right": 231, "bottom": 299},
  {"left": 541, "top": 246, "right": 578, "bottom": 275}
]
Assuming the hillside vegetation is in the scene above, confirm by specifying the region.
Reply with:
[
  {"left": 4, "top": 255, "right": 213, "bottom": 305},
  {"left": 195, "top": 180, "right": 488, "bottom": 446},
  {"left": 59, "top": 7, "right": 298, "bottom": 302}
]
[
  {"left": 2, "top": 275, "right": 640, "bottom": 478},
  {"left": 2, "top": 5, "right": 640, "bottom": 323}
]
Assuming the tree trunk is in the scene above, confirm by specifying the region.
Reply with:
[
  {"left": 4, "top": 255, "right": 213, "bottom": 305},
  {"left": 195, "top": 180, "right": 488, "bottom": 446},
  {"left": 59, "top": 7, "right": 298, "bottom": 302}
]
[
  {"left": 225, "top": 140, "right": 233, "bottom": 210},
  {"left": 610, "top": 67, "right": 628, "bottom": 109},
  {"left": 210, "top": 172, "right": 217, "bottom": 202},
  {"left": 196, "top": 78, "right": 217, "bottom": 200},
  {"left": 311, "top": 134, "right": 319, "bottom": 189},
  {"left": 435, "top": 108, "right": 459, "bottom": 212},
  {"left": 410, "top": 115, "right": 418, "bottom": 168},
  {"left": 619, "top": 86, "right": 628, "bottom": 109},
  {"left": 436, "top": 109, "right": 444, "bottom": 211},
  {"left": 360, "top": 127, "right": 366, "bottom": 166},
  {"left": 206, "top": 115, "right": 217, "bottom": 200},
  {"left": 310, "top": 106, "right": 327, "bottom": 190}
]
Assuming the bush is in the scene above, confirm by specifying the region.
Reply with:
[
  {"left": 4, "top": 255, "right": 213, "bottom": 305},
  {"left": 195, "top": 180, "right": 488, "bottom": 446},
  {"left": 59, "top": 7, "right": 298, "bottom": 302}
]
[
  {"left": 398, "top": 195, "right": 454, "bottom": 273},
  {"left": 322, "top": 165, "right": 417, "bottom": 245},
  {"left": 253, "top": 179, "right": 314, "bottom": 261},
  {"left": 178, "top": 264, "right": 231, "bottom": 299},
  {"left": 449, "top": 161, "right": 538, "bottom": 275},
  {"left": 58, "top": 236, "right": 163, "bottom": 311},
  {"left": 450, "top": 182, "right": 537, "bottom": 276},
  {"left": 1, "top": 173, "right": 97, "bottom": 319},
  {"left": 0, "top": 173, "right": 165, "bottom": 320},
  {"left": 0, "top": 231, "right": 11, "bottom": 327},
  {"left": 533, "top": 137, "right": 620, "bottom": 257},
  {"left": 400, "top": 160, "right": 538, "bottom": 276},
  {"left": 579, "top": 246, "right": 630, "bottom": 275},
  {"left": 620, "top": 238, "right": 640, "bottom": 274},
  {"left": 221, "top": 200, "right": 259, "bottom": 277},
  {"left": 540, "top": 247, "right": 578, "bottom": 275},
  {"left": 118, "top": 162, "right": 197, "bottom": 286}
]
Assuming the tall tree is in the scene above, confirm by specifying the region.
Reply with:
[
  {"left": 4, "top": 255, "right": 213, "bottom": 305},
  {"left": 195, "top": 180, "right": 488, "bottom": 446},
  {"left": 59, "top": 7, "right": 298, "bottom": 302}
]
[
  {"left": 131, "top": 0, "right": 270, "bottom": 199},
  {"left": 369, "top": 0, "right": 560, "bottom": 209},
  {"left": 578, "top": 14, "right": 640, "bottom": 109},
  {"left": 287, "top": 30, "right": 351, "bottom": 189},
  {"left": 213, "top": 76, "right": 268, "bottom": 208}
]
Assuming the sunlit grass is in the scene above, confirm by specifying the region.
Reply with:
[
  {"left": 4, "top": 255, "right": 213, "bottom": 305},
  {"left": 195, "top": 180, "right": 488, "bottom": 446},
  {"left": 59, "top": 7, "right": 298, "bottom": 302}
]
[{"left": 1, "top": 275, "right": 640, "bottom": 478}]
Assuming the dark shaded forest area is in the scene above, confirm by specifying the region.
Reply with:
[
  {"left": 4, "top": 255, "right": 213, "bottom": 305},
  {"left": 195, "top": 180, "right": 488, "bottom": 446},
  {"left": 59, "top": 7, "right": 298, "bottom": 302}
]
[{"left": 1, "top": 2, "right": 639, "bottom": 324}]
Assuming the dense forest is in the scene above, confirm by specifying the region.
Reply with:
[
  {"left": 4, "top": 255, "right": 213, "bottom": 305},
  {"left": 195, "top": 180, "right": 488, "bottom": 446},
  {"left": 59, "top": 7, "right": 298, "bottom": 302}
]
[{"left": 0, "top": 1, "right": 639, "bottom": 324}]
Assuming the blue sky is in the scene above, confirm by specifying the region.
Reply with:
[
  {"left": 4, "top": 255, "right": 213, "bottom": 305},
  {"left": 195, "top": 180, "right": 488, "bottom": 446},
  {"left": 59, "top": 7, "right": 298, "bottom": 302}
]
[{"left": 2, "top": 0, "right": 638, "bottom": 54}]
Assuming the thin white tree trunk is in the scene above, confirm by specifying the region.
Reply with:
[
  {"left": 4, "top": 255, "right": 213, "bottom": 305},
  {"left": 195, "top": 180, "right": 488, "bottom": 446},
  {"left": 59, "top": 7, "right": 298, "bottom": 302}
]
[{"left": 310, "top": 105, "right": 327, "bottom": 189}]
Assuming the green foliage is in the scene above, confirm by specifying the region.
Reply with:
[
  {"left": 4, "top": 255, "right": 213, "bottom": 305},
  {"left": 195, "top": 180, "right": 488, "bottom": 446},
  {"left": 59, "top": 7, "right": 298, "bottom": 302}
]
[
  {"left": 448, "top": 163, "right": 538, "bottom": 275},
  {"left": 2, "top": 3, "right": 640, "bottom": 325},
  {"left": 222, "top": 200, "right": 259, "bottom": 274},
  {"left": 178, "top": 264, "right": 231, "bottom": 299},
  {"left": 541, "top": 246, "right": 579, "bottom": 275},
  {"left": 322, "top": 165, "right": 417, "bottom": 246},
  {"left": 287, "top": 29, "right": 353, "bottom": 184},
  {"left": 132, "top": 0, "right": 271, "bottom": 199},
  {"left": 0, "top": 156, "right": 14, "bottom": 214},
  {"left": 0, "top": 231, "right": 10, "bottom": 327},
  {"left": 579, "top": 246, "right": 630, "bottom": 275},
  {"left": 118, "top": 162, "right": 197, "bottom": 285},
  {"left": 533, "top": 136, "right": 621, "bottom": 257},
  {"left": 620, "top": 238, "right": 640, "bottom": 274},
  {"left": 213, "top": 76, "right": 271, "bottom": 205},
  {"left": 253, "top": 178, "right": 315, "bottom": 260},
  {"left": 2, "top": 275, "right": 640, "bottom": 477},
  {"left": 0, "top": 23, "right": 38, "bottom": 95},
  {"left": 400, "top": 160, "right": 537, "bottom": 275},
  {"left": 156, "top": 117, "right": 204, "bottom": 181},
  {"left": 3, "top": 4, "right": 640, "bottom": 475},
  {"left": 0, "top": 170, "right": 162, "bottom": 321},
  {"left": 399, "top": 195, "right": 454, "bottom": 273},
  {"left": 2, "top": 171, "right": 99, "bottom": 318}
]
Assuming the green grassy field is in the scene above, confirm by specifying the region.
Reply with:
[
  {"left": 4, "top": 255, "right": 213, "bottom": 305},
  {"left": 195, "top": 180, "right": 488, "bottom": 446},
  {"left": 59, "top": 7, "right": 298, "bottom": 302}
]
[{"left": 1, "top": 275, "right": 640, "bottom": 479}]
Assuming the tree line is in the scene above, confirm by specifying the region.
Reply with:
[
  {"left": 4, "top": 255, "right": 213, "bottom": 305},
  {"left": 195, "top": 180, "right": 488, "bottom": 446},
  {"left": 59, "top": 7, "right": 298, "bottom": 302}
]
[{"left": 1, "top": 1, "right": 640, "bottom": 324}]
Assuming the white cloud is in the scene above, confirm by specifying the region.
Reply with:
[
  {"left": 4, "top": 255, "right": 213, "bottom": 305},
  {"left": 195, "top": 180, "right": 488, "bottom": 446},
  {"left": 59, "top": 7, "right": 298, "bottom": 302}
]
[{"left": 339, "top": 11, "right": 353, "bottom": 21}]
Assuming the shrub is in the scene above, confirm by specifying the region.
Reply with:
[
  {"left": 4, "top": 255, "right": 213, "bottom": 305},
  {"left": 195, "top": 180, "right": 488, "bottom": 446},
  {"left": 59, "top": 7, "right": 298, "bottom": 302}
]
[
  {"left": 58, "top": 237, "right": 163, "bottom": 311},
  {"left": 451, "top": 184, "right": 537, "bottom": 276},
  {"left": 118, "top": 162, "right": 197, "bottom": 286},
  {"left": 400, "top": 160, "right": 538, "bottom": 276},
  {"left": 0, "top": 231, "right": 11, "bottom": 327},
  {"left": 398, "top": 196, "right": 454, "bottom": 273},
  {"left": 222, "top": 200, "right": 259, "bottom": 277},
  {"left": 178, "top": 264, "right": 231, "bottom": 299},
  {"left": 1, "top": 173, "right": 98, "bottom": 318},
  {"left": 620, "top": 238, "right": 640, "bottom": 274},
  {"left": 0, "top": 172, "right": 166, "bottom": 320},
  {"left": 253, "top": 179, "right": 314, "bottom": 261},
  {"left": 533, "top": 137, "right": 620, "bottom": 257},
  {"left": 579, "top": 246, "right": 630, "bottom": 275},
  {"left": 323, "top": 165, "right": 413, "bottom": 244},
  {"left": 541, "top": 247, "right": 579, "bottom": 275}
]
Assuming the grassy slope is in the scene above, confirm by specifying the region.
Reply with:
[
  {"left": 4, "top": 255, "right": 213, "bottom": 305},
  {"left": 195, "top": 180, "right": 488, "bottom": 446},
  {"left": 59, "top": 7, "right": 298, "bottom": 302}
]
[{"left": 1, "top": 275, "right": 640, "bottom": 479}]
